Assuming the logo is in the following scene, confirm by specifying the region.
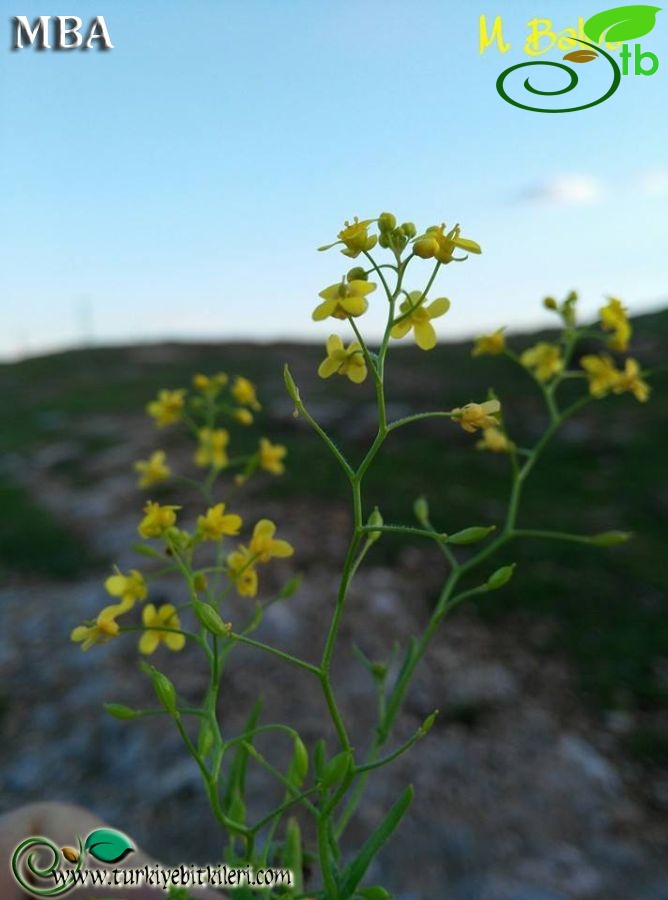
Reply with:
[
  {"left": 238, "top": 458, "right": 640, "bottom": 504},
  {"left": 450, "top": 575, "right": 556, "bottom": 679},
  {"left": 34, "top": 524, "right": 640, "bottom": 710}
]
[
  {"left": 485, "top": 5, "right": 661, "bottom": 112},
  {"left": 11, "top": 827, "right": 134, "bottom": 896}
]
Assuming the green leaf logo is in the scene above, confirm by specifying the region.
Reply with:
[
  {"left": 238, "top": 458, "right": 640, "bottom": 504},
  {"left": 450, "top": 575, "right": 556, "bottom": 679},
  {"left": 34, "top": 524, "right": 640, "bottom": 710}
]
[
  {"left": 84, "top": 828, "right": 135, "bottom": 864},
  {"left": 584, "top": 5, "right": 661, "bottom": 43}
]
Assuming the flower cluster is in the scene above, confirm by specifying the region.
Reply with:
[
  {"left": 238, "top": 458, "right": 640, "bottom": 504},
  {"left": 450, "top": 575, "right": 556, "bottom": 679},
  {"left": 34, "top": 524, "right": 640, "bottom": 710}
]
[{"left": 72, "top": 372, "right": 294, "bottom": 655}]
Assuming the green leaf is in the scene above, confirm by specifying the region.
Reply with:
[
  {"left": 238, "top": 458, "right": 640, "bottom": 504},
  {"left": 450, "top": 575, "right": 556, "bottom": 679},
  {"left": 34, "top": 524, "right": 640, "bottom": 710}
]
[
  {"left": 320, "top": 750, "right": 352, "bottom": 789},
  {"left": 84, "top": 828, "right": 135, "bottom": 863},
  {"left": 287, "top": 734, "right": 309, "bottom": 788},
  {"left": 282, "top": 818, "right": 303, "bottom": 894},
  {"left": 584, "top": 5, "right": 661, "bottom": 43},
  {"left": 224, "top": 699, "right": 263, "bottom": 809},
  {"left": 340, "top": 786, "right": 413, "bottom": 896}
]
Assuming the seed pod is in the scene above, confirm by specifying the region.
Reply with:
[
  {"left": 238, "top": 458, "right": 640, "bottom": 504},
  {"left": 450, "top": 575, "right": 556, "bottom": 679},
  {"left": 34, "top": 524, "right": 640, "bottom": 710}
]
[
  {"left": 103, "top": 703, "right": 139, "bottom": 720},
  {"left": 486, "top": 563, "right": 516, "bottom": 590},
  {"left": 448, "top": 525, "right": 496, "bottom": 545},
  {"left": 193, "top": 599, "right": 231, "bottom": 637},
  {"left": 413, "top": 496, "right": 429, "bottom": 524},
  {"left": 149, "top": 667, "right": 178, "bottom": 716},
  {"left": 590, "top": 530, "right": 632, "bottom": 547},
  {"left": 283, "top": 364, "right": 301, "bottom": 406},
  {"left": 366, "top": 507, "right": 384, "bottom": 543},
  {"left": 287, "top": 735, "right": 309, "bottom": 788}
]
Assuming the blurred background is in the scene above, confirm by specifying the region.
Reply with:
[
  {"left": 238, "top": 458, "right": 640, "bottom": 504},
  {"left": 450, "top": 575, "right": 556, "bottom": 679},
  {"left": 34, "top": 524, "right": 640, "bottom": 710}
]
[{"left": 1, "top": 2, "right": 667, "bottom": 898}]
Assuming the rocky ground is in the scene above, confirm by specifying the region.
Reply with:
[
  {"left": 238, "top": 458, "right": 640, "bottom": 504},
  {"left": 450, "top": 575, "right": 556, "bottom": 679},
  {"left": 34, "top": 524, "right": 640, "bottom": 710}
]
[{"left": 1, "top": 403, "right": 667, "bottom": 900}]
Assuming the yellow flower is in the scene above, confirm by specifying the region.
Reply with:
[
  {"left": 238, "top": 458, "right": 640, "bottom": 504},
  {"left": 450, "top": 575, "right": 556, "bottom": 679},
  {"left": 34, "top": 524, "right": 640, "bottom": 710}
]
[
  {"left": 227, "top": 547, "right": 259, "bottom": 598},
  {"left": 233, "top": 408, "right": 254, "bottom": 426},
  {"left": 134, "top": 450, "right": 171, "bottom": 489},
  {"left": 312, "top": 280, "right": 376, "bottom": 321},
  {"left": 195, "top": 427, "right": 230, "bottom": 470},
  {"left": 139, "top": 603, "right": 185, "bottom": 654},
  {"left": 451, "top": 400, "right": 501, "bottom": 434},
  {"left": 105, "top": 569, "right": 148, "bottom": 605},
  {"left": 580, "top": 354, "right": 620, "bottom": 398},
  {"left": 193, "top": 372, "right": 228, "bottom": 393},
  {"left": 413, "top": 224, "right": 481, "bottom": 263},
  {"left": 476, "top": 427, "right": 512, "bottom": 453},
  {"left": 317, "top": 335, "right": 368, "bottom": 383},
  {"left": 390, "top": 292, "right": 450, "bottom": 350},
  {"left": 231, "top": 376, "right": 261, "bottom": 410},
  {"left": 319, "top": 217, "right": 377, "bottom": 258},
  {"left": 600, "top": 297, "right": 632, "bottom": 352},
  {"left": 259, "top": 437, "right": 287, "bottom": 475},
  {"left": 612, "top": 357, "right": 650, "bottom": 402},
  {"left": 520, "top": 342, "right": 563, "bottom": 382},
  {"left": 249, "top": 519, "right": 294, "bottom": 562},
  {"left": 197, "top": 503, "right": 243, "bottom": 540},
  {"left": 472, "top": 328, "right": 506, "bottom": 357},
  {"left": 138, "top": 501, "right": 180, "bottom": 538},
  {"left": 71, "top": 599, "right": 132, "bottom": 651},
  {"left": 146, "top": 389, "right": 186, "bottom": 427}
]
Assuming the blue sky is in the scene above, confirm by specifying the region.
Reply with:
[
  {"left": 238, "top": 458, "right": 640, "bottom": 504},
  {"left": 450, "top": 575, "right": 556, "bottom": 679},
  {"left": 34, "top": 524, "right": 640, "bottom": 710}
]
[{"left": 1, "top": 0, "right": 666, "bottom": 359}]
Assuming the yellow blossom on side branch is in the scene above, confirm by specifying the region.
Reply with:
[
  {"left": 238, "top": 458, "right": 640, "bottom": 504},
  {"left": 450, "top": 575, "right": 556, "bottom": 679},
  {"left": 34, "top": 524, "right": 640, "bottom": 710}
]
[
  {"left": 520, "top": 342, "right": 564, "bottom": 382},
  {"left": 193, "top": 372, "right": 228, "bottom": 394},
  {"left": 197, "top": 503, "right": 243, "bottom": 541},
  {"left": 600, "top": 297, "right": 632, "bottom": 352},
  {"left": 413, "top": 224, "right": 481, "bottom": 263},
  {"left": 139, "top": 604, "right": 185, "bottom": 654},
  {"left": 105, "top": 569, "right": 148, "bottom": 605},
  {"left": 233, "top": 408, "right": 254, "bottom": 426},
  {"left": 472, "top": 328, "right": 506, "bottom": 357},
  {"left": 146, "top": 389, "right": 186, "bottom": 427},
  {"left": 613, "top": 357, "right": 650, "bottom": 402},
  {"left": 319, "top": 217, "right": 377, "bottom": 257},
  {"left": 259, "top": 437, "right": 287, "bottom": 475},
  {"left": 312, "top": 280, "right": 376, "bottom": 321},
  {"left": 250, "top": 519, "right": 294, "bottom": 562},
  {"left": 451, "top": 400, "right": 501, "bottom": 434},
  {"left": 580, "top": 354, "right": 620, "bottom": 398},
  {"left": 476, "top": 427, "right": 512, "bottom": 453},
  {"left": 71, "top": 598, "right": 133, "bottom": 651},
  {"left": 134, "top": 450, "right": 171, "bottom": 489},
  {"left": 231, "top": 376, "right": 261, "bottom": 410},
  {"left": 390, "top": 292, "right": 450, "bottom": 350},
  {"left": 227, "top": 547, "right": 259, "bottom": 598},
  {"left": 138, "top": 501, "right": 180, "bottom": 539},
  {"left": 318, "top": 335, "right": 368, "bottom": 383},
  {"left": 195, "top": 427, "right": 230, "bottom": 470}
]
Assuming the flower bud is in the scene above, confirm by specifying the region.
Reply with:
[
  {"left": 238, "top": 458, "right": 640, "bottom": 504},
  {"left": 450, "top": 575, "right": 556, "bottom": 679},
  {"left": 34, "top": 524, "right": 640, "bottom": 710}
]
[
  {"left": 543, "top": 296, "right": 558, "bottom": 310},
  {"left": 378, "top": 212, "right": 396, "bottom": 232},
  {"left": 590, "top": 530, "right": 632, "bottom": 547},
  {"left": 366, "top": 507, "right": 384, "bottom": 542},
  {"left": 448, "top": 525, "right": 496, "bottom": 545},
  {"left": 104, "top": 703, "right": 140, "bottom": 720},
  {"left": 418, "top": 709, "right": 439, "bottom": 736},
  {"left": 193, "top": 599, "right": 232, "bottom": 637},
  {"left": 283, "top": 364, "right": 301, "bottom": 407},
  {"left": 287, "top": 735, "right": 309, "bottom": 788},
  {"left": 378, "top": 232, "right": 390, "bottom": 248},
  {"left": 193, "top": 572, "right": 208, "bottom": 592},
  {"left": 486, "top": 563, "right": 516, "bottom": 590},
  {"left": 413, "top": 236, "right": 439, "bottom": 259},
  {"left": 347, "top": 266, "right": 368, "bottom": 282},
  {"left": 413, "top": 496, "right": 430, "bottom": 524},
  {"left": 401, "top": 221, "right": 417, "bottom": 239},
  {"left": 278, "top": 574, "right": 302, "bottom": 599},
  {"left": 320, "top": 750, "right": 352, "bottom": 788}
]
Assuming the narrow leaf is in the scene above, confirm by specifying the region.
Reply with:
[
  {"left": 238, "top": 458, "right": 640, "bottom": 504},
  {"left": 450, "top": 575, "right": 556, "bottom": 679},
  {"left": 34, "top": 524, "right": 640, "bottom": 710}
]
[{"left": 341, "top": 786, "right": 414, "bottom": 896}]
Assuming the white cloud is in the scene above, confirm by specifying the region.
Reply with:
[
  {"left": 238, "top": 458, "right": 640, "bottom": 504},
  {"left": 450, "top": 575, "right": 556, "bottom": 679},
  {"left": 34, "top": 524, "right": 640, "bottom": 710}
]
[
  {"left": 518, "top": 173, "right": 604, "bottom": 206},
  {"left": 637, "top": 167, "right": 668, "bottom": 196}
]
